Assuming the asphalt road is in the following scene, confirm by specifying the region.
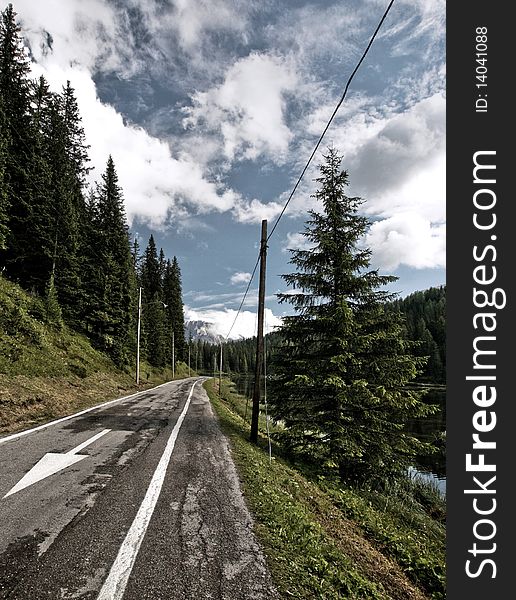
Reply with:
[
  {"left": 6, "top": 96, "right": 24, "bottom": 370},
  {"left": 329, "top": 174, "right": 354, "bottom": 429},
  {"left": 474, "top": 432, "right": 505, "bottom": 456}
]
[{"left": 0, "top": 377, "right": 277, "bottom": 599}]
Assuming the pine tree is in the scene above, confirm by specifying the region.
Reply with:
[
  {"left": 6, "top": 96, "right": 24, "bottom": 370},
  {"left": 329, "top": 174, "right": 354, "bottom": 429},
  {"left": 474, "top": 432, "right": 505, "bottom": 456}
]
[
  {"left": 87, "top": 157, "right": 134, "bottom": 365},
  {"left": 163, "top": 256, "right": 185, "bottom": 362},
  {"left": 140, "top": 235, "right": 165, "bottom": 366},
  {"left": 0, "top": 3, "right": 34, "bottom": 279},
  {"left": 270, "top": 148, "right": 434, "bottom": 484},
  {"left": 44, "top": 82, "right": 90, "bottom": 326},
  {"left": 20, "top": 76, "right": 56, "bottom": 292},
  {"left": 0, "top": 94, "right": 8, "bottom": 250}
]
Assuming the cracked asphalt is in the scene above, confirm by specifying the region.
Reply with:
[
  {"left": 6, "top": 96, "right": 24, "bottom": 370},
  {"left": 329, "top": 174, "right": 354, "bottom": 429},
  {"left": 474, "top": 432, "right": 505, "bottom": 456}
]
[{"left": 0, "top": 378, "right": 277, "bottom": 599}]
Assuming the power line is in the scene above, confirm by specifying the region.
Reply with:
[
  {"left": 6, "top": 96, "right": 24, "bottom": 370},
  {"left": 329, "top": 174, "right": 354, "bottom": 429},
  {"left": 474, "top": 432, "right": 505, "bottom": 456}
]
[
  {"left": 219, "top": 0, "right": 395, "bottom": 341},
  {"left": 223, "top": 252, "right": 260, "bottom": 340},
  {"left": 267, "top": 0, "right": 395, "bottom": 242}
]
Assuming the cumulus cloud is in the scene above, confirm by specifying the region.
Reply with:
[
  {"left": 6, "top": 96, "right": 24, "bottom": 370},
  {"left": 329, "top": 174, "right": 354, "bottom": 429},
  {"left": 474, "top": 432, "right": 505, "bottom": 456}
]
[
  {"left": 28, "top": 64, "right": 239, "bottom": 227},
  {"left": 17, "top": 0, "right": 136, "bottom": 75},
  {"left": 346, "top": 93, "right": 445, "bottom": 204},
  {"left": 365, "top": 212, "right": 445, "bottom": 270},
  {"left": 231, "top": 198, "right": 283, "bottom": 225},
  {"left": 185, "top": 306, "right": 282, "bottom": 340},
  {"left": 285, "top": 93, "right": 446, "bottom": 270},
  {"left": 281, "top": 232, "right": 315, "bottom": 253},
  {"left": 230, "top": 272, "right": 252, "bottom": 285},
  {"left": 183, "top": 53, "right": 298, "bottom": 163},
  {"left": 14, "top": 0, "right": 446, "bottom": 278}
]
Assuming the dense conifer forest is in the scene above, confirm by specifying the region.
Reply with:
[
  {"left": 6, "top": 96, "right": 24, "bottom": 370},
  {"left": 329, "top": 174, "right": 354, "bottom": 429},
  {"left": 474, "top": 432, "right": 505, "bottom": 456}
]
[{"left": 0, "top": 4, "right": 185, "bottom": 370}]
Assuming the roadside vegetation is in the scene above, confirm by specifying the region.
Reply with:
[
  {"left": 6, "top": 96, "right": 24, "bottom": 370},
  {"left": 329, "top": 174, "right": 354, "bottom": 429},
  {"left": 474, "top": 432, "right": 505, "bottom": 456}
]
[
  {"left": 205, "top": 378, "right": 445, "bottom": 600},
  {"left": 0, "top": 275, "right": 191, "bottom": 434}
]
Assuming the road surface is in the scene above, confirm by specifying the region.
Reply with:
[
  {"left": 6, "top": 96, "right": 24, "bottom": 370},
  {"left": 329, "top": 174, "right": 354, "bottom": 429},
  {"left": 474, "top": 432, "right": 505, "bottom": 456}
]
[{"left": 0, "top": 377, "right": 277, "bottom": 599}]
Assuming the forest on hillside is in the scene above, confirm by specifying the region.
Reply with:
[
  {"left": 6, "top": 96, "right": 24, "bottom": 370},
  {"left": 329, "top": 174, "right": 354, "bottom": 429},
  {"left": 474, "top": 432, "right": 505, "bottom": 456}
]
[
  {"left": 194, "top": 286, "right": 446, "bottom": 385},
  {"left": 393, "top": 286, "right": 446, "bottom": 383},
  {"left": 0, "top": 5, "right": 185, "bottom": 370}
]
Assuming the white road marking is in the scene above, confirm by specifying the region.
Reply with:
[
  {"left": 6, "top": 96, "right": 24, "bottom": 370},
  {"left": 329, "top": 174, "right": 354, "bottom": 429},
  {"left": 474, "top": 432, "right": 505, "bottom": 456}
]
[
  {"left": 3, "top": 429, "right": 112, "bottom": 499},
  {"left": 97, "top": 381, "right": 199, "bottom": 600},
  {"left": 0, "top": 379, "right": 184, "bottom": 446}
]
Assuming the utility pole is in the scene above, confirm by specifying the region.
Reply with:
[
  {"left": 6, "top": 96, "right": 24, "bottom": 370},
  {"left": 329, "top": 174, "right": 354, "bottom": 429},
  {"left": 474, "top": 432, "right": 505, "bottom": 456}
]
[
  {"left": 136, "top": 287, "right": 142, "bottom": 384},
  {"left": 250, "top": 220, "right": 267, "bottom": 444},
  {"left": 188, "top": 342, "right": 191, "bottom": 377},
  {"left": 219, "top": 341, "right": 223, "bottom": 400},
  {"left": 172, "top": 330, "right": 175, "bottom": 378}
]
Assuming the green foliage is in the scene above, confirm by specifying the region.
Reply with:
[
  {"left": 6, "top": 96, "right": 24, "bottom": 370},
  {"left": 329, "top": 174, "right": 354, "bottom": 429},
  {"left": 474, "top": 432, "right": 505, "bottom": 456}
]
[
  {"left": 164, "top": 256, "right": 186, "bottom": 361},
  {"left": 82, "top": 157, "right": 135, "bottom": 366},
  {"left": 136, "top": 238, "right": 186, "bottom": 369},
  {"left": 323, "top": 481, "right": 445, "bottom": 598},
  {"left": 0, "top": 3, "right": 34, "bottom": 280},
  {"left": 0, "top": 274, "right": 108, "bottom": 377},
  {"left": 0, "top": 95, "right": 8, "bottom": 250},
  {"left": 0, "top": 10, "right": 187, "bottom": 377},
  {"left": 140, "top": 235, "right": 166, "bottom": 366},
  {"left": 392, "top": 287, "right": 446, "bottom": 383},
  {"left": 44, "top": 273, "right": 63, "bottom": 329},
  {"left": 206, "top": 379, "right": 445, "bottom": 599},
  {"left": 269, "top": 148, "right": 435, "bottom": 485}
]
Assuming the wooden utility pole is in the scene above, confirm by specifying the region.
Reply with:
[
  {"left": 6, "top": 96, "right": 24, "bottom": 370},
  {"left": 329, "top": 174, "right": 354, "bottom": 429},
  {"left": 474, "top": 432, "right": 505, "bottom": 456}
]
[
  {"left": 219, "top": 342, "right": 223, "bottom": 399},
  {"left": 250, "top": 220, "right": 267, "bottom": 444}
]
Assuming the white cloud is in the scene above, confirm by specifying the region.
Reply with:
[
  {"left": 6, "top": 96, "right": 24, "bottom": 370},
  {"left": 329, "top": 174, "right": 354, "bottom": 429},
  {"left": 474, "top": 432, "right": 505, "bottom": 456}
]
[
  {"left": 282, "top": 232, "right": 314, "bottom": 253},
  {"left": 28, "top": 64, "right": 238, "bottom": 227},
  {"left": 183, "top": 53, "right": 298, "bottom": 163},
  {"left": 231, "top": 198, "right": 283, "bottom": 225},
  {"left": 283, "top": 93, "right": 446, "bottom": 270},
  {"left": 17, "top": 0, "right": 136, "bottom": 75},
  {"left": 185, "top": 306, "right": 282, "bottom": 340},
  {"left": 365, "top": 212, "right": 445, "bottom": 270},
  {"left": 167, "top": 0, "right": 248, "bottom": 53},
  {"left": 346, "top": 93, "right": 445, "bottom": 205},
  {"left": 230, "top": 272, "right": 252, "bottom": 285}
]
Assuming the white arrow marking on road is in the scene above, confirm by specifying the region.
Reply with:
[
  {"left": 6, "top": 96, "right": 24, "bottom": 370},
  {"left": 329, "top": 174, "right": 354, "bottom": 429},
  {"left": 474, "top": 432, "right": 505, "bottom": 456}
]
[{"left": 3, "top": 429, "right": 112, "bottom": 499}]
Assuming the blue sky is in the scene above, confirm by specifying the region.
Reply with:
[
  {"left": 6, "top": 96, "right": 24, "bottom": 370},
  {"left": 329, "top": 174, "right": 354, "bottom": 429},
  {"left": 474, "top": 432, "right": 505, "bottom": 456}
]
[{"left": 16, "top": 0, "right": 445, "bottom": 338}]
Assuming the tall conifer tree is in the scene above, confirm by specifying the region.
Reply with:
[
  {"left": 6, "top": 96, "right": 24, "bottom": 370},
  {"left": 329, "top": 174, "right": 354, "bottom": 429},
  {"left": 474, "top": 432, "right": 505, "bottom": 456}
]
[
  {"left": 162, "top": 257, "right": 185, "bottom": 365},
  {"left": 270, "top": 148, "right": 434, "bottom": 484},
  {"left": 87, "top": 157, "right": 134, "bottom": 364},
  {"left": 140, "top": 235, "right": 165, "bottom": 366},
  {"left": 0, "top": 3, "right": 33, "bottom": 279},
  {"left": 0, "top": 94, "right": 8, "bottom": 250}
]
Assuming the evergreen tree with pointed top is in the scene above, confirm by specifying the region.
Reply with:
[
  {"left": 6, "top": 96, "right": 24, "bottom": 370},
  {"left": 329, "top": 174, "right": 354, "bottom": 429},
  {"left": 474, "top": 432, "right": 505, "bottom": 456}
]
[
  {"left": 0, "top": 3, "right": 33, "bottom": 277},
  {"left": 87, "top": 156, "right": 134, "bottom": 365},
  {"left": 140, "top": 235, "right": 165, "bottom": 366},
  {"left": 165, "top": 256, "right": 185, "bottom": 362},
  {"left": 19, "top": 76, "right": 56, "bottom": 292},
  {"left": 44, "top": 81, "right": 90, "bottom": 325},
  {"left": 270, "top": 147, "right": 434, "bottom": 484},
  {"left": 0, "top": 94, "right": 8, "bottom": 250}
]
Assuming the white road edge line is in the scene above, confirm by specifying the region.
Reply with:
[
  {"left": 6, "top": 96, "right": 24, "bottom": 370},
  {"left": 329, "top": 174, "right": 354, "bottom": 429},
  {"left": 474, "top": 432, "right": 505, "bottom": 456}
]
[
  {"left": 0, "top": 379, "right": 192, "bottom": 446},
  {"left": 97, "top": 380, "right": 200, "bottom": 600}
]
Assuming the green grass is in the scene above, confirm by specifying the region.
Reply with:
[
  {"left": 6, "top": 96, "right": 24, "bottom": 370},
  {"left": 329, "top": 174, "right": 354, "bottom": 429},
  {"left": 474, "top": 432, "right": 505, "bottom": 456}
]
[
  {"left": 205, "top": 378, "right": 444, "bottom": 600},
  {"left": 206, "top": 378, "right": 446, "bottom": 599}
]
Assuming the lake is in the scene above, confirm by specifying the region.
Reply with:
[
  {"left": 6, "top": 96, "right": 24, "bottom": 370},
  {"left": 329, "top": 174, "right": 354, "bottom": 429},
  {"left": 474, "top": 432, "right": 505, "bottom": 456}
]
[{"left": 230, "top": 374, "right": 446, "bottom": 494}]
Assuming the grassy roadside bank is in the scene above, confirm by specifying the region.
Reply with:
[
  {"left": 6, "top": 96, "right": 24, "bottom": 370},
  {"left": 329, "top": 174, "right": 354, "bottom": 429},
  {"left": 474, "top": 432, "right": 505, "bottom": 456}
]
[
  {"left": 0, "top": 275, "right": 192, "bottom": 435},
  {"left": 204, "top": 378, "right": 446, "bottom": 600}
]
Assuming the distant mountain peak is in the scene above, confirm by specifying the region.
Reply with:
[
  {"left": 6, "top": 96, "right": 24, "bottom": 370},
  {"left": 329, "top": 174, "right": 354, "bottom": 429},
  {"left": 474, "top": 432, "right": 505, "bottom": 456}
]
[{"left": 184, "top": 320, "right": 223, "bottom": 344}]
